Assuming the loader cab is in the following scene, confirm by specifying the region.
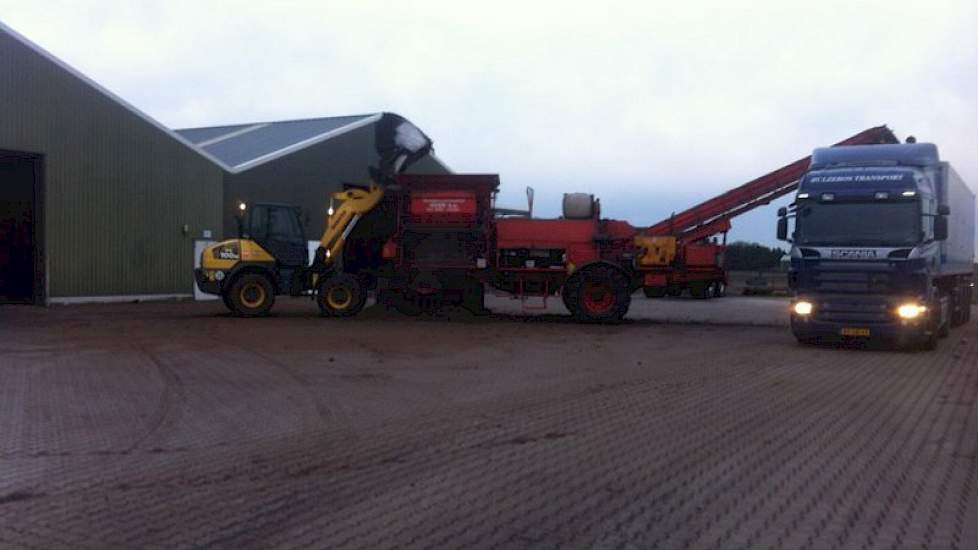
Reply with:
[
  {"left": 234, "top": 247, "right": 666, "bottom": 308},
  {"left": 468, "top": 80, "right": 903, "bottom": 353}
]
[{"left": 241, "top": 203, "right": 308, "bottom": 267}]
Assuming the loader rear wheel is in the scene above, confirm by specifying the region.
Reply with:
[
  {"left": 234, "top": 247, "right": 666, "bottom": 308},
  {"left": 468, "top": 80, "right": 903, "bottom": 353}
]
[
  {"left": 317, "top": 274, "right": 366, "bottom": 317},
  {"left": 569, "top": 265, "right": 631, "bottom": 323},
  {"left": 227, "top": 273, "right": 275, "bottom": 317}
]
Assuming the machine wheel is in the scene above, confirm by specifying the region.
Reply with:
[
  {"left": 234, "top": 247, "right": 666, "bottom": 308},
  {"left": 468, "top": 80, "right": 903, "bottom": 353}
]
[
  {"left": 316, "top": 274, "right": 366, "bottom": 317},
  {"left": 712, "top": 282, "right": 727, "bottom": 298},
  {"left": 562, "top": 277, "right": 581, "bottom": 314},
  {"left": 226, "top": 273, "right": 275, "bottom": 317},
  {"left": 570, "top": 265, "right": 631, "bottom": 323},
  {"left": 643, "top": 287, "right": 667, "bottom": 298},
  {"left": 667, "top": 285, "right": 683, "bottom": 297},
  {"left": 391, "top": 290, "right": 443, "bottom": 316},
  {"left": 462, "top": 278, "right": 490, "bottom": 316},
  {"left": 690, "top": 282, "right": 712, "bottom": 300},
  {"left": 393, "top": 294, "right": 423, "bottom": 316}
]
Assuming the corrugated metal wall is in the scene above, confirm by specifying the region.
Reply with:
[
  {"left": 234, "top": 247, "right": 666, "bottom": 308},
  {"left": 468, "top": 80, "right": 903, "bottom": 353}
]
[
  {"left": 0, "top": 29, "right": 224, "bottom": 298},
  {"left": 224, "top": 124, "right": 450, "bottom": 240}
]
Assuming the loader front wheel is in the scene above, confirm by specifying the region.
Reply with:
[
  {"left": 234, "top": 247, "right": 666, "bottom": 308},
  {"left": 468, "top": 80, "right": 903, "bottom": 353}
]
[
  {"left": 317, "top": 274, "right": 366, "bottom": 317},
  {"left": 570, "top": 265, "right": 631, "bottom": 323},
  {"left": 227, "top": 273, "right": 275, "bottom": 317}
]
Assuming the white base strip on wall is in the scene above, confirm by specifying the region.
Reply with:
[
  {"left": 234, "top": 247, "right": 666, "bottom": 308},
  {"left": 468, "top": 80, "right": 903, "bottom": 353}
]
[{"left": 47, "top": 294, "right": 193, "bottom": 305}]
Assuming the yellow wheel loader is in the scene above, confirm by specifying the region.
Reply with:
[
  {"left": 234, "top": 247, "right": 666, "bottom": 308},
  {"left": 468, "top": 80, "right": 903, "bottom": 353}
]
[{"left": 194, "top": 114, "right": 431, "bottom": 317}]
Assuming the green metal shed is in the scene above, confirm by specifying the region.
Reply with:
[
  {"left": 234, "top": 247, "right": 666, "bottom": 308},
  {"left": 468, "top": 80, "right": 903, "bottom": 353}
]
[{"left": 0, "top": 22, "right": 225, "bottom": 304}]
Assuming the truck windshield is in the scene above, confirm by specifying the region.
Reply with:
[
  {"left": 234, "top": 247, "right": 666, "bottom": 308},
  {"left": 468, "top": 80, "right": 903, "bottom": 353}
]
[{"left": 795, "top": 201, "right": 920, "bottom": 246}]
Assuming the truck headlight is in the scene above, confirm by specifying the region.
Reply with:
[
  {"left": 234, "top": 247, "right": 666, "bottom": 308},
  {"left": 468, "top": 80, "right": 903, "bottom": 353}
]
[
  {"left": 793, "top": 301, "right": 813, "bottom": 315},
  {"left": 897, "top": 303, "right": 926, "bottom": 319}
]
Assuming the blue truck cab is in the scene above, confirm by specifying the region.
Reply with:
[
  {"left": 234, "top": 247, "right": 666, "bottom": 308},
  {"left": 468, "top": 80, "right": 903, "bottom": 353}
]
[{"left": 777, "top": 143, "right": 974, "bottom": 349}]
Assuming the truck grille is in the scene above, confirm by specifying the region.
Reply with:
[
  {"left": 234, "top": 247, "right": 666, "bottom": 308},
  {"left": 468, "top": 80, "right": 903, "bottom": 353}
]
[
  {"left": 814, "top": 297, "right": 893, "bottom": 323},
  {"left": 814, "top": 271, "right": 891, "bottom": 294}
]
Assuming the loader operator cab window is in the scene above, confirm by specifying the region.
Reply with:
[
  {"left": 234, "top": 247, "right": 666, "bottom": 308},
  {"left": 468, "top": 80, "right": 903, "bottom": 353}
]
[{"left": 248, "top": 204, "right": 308, "bottom": 267}]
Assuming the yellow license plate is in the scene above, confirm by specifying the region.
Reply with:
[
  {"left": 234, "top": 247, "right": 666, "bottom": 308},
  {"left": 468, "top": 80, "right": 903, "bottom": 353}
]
[{"left": 840, "top": 328, "right": 871, "bottom": 337}]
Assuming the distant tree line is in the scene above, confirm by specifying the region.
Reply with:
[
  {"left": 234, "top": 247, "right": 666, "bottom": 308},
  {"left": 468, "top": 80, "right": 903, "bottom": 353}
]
[{"left": 723, "top": 241, "right": 786, "bottom": 271}]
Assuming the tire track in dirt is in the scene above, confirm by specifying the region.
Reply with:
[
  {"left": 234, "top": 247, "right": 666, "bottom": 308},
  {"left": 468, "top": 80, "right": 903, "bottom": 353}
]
[
  {"left": 235, "top": 344, "right": 357, "bottom": 438},
  {"left": 124, "top": 342, "right": 185, "bottom": 453}
]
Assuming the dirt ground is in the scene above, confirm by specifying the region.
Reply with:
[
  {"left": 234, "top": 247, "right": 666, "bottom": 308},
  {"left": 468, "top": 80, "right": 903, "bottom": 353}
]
[{"left": 1, "top": 297, "right": 976, "bottom": 549}]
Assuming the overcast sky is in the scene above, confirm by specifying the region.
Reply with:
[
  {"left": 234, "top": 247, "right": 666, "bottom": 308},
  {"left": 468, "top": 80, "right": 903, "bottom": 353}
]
[{"left": 2, "top": 0, "right": 977, "bottom": 247}]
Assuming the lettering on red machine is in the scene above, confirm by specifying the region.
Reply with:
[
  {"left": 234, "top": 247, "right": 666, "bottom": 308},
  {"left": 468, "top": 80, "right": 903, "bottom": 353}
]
[{"left": 409, "top": 191, "right": 478, "bottom": 224}]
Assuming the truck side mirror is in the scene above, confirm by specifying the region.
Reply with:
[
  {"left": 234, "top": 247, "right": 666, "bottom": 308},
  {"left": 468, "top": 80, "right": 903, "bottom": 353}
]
[
  {"left": 934, "top": 213, "right": 948, "bottom": 241},
  {"left": 777, "top": 207, "right": 788, "bottom": 218},
  {"left": 777, "top": 217, "right": 788, "bottom": 241}
]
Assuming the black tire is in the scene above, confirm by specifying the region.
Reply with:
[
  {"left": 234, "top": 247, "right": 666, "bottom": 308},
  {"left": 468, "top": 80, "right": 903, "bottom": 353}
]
[
  {"left": 690, "top": 282, "right": 712, "bottom": 300},
  {"left": 226, "top": 273, "right": 275, "bottom": 317},
  {"left": 934, "top": 294, "right": 950, "bottom": 338},
  {"left": 316, "top": 274, "right": 366, "bottom": 317},
  {"left": 393, "top": 299, "right": 422, "bottom": 316},
  {"left": 391, "top": 290, "right": 435, "bottom": 316},
  {"left": 667, "top": 285, "right": 683, "bottom": 297},
  {"left": 712, "top": 282, "right": 727, "bottom": 298},
  {"left": 952, "top": 286, "right": 972, "bottom": 326},
  {"left": 643, "top": 287, "right": 667, "bottom": 298},
  {"left": 795, "top": 335, "right": 819, "bottom": 346},
  {"left": 570, "top": 265, "right": 631, "bottom": 323},
  {"left": 920, "top": 331, "right": 939, "bottom": 351},
  {"left": 562, "top": 276, "right": 581, "bottom": 315},
  {"left": 938, "top": 316, "right": 951, "bottom": 338},
  {"left": 462, "top": 278, "right": 490, "bottom": 316}
]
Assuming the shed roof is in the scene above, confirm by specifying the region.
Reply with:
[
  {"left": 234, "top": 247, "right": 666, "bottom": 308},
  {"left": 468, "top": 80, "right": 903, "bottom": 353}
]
[
  {"left": 0, "top": 20, "right": 231, "bottom": 170},
  {"left": 176, "top": 114, "right": 381, "bottom": 173}
]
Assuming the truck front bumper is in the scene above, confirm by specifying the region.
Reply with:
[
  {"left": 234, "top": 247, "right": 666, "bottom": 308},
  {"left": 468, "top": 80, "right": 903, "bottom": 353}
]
[
  {"left": 194, "top": 268, "right": 223, "bottom": 296},
  {"left": 790, "top": 295, "right": 935, "bottom": 345}
]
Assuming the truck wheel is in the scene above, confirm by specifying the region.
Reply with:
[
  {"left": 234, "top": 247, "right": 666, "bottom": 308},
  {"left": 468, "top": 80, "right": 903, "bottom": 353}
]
[
  {"left": 643, "top": 287, "right": 666, "bottom": 298},
  {"left": 571, "top": 265, "right": 631, "bottom": 323},
  {"left": 795, "top": 334, "right": 819, "bottom": 346},
  {"left": 667, "top": 285, "right": 683, "bottom": 297},
  {"left": 227, "top": 273, "right": 275, "bottom": 317},
  {"left": 317, "top": 274, "right": 366, "bottom": 317},
  {"left": 920, "top": 331, "right": 939, "bottom": 351}
]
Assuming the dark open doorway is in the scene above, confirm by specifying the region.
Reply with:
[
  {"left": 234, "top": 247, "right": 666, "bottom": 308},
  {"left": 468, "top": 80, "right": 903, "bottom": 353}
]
[{"left": 0, "top": 150, "right": 43, "bottom": 304}]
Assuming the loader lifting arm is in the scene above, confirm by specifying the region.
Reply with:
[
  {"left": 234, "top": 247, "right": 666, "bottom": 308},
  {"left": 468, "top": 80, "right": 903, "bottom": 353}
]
[
  {"left": 317, "top": 184, "right": 386, "bottom": 267},
  {"left": 315, "top": 113, "right": 435, "bottom": 270}
]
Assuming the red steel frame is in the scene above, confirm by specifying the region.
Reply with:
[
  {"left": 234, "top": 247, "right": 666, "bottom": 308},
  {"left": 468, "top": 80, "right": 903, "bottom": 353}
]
[
  {"left": 373, "top": 127, "right": 901, "bottom": 310},
  {"left": 644, "top": 126, "right": 899, "bottom": 240},
  {"left": 639, "top": 125, "right": 899, "bottom": 289}
]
